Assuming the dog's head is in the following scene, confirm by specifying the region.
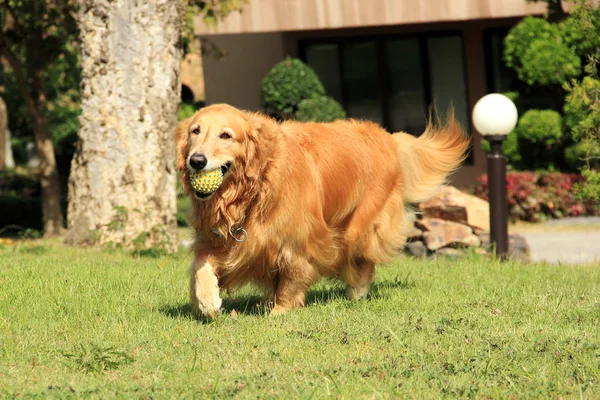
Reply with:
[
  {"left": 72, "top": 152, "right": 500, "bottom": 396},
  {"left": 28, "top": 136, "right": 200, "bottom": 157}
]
[{"left": 176, "top": 104, "right": 260, "bottom": 200}]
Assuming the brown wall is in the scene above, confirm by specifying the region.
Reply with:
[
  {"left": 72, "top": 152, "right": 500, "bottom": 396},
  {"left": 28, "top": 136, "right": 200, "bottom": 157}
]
[
  {"left": 199, "top": 18, "right": 523, "bottom": 188},
  {"left": 202, "top": 33, "right": 286, "bottom": 110}
]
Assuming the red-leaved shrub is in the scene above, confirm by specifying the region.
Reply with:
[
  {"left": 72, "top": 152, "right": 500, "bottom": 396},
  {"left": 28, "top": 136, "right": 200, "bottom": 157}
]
[{"left": 472, "top": 172, "right": 599, "bottom": 222}]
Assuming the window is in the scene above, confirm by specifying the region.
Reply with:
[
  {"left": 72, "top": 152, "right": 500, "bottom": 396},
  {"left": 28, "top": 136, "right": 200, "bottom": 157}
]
[
  {"left": 484, "top": 28, "right": 518, "bottom": 93},
  {"left": 301, "top": 33, "right": 470, "bottom": 138}
]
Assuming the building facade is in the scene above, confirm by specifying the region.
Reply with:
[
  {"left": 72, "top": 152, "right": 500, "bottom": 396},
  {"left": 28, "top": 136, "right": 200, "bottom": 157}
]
[{"left": 193, "top": 0, "right": 547, "bottom": 187}]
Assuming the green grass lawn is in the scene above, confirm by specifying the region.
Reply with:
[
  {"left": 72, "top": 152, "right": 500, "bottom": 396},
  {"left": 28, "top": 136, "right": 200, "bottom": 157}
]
[{"left": 1, "top": 242, "right": 599, "bottom": 399}]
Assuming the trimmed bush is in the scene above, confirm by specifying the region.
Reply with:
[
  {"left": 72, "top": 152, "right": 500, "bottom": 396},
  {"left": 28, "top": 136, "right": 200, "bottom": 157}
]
[
  {"left": 260, "top": 58, "right": 325, "bottom": 116},
  {"left": 481, "top": 130, "right": 521, "bottom": 168},
  {"left": 516, "top": 109, "right": 563, "bottom": 146},
  {"left": 519, "top": 39, "right": 580, "bottom": 86},
  {"left": 504, "top": 16, "right": 580, "bottom": 86},
  {"left": 295, "top": 96, "right": 346, "bottom": 123},
  {"left": 504, "top": 17, "right": 559, "bottom": 71}
]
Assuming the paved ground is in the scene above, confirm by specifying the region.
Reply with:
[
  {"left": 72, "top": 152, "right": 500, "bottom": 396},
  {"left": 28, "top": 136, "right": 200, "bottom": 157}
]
[
  {"left": 514, "top": 217, "right": 600, "bottom": 265},
  {"left": 519, "top": 230, "right": 600, "bottom": 264}
]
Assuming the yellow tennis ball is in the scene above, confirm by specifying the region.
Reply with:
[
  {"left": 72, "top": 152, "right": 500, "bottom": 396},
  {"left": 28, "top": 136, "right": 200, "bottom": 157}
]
[{"left": 189, "top": 168, "right": 224, "bottom": 194}]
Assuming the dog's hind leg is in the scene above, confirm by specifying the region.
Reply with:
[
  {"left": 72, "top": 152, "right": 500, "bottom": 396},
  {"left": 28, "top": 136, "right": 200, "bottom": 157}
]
[
  {"left": 189, "top": 254, "right": 222, "bottom": 319},
  {"left": 345, "top": 259, "right": 375, "bottom": 300}
]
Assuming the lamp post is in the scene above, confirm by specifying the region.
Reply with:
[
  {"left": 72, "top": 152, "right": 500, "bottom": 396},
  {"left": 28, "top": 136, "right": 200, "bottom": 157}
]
[{"left": 472, "top": 94, "right": 518, "bottom": 259}]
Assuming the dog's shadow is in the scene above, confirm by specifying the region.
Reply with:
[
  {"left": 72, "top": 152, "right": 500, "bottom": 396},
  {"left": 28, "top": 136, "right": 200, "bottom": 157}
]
[{"left": 159, "top": 277, "right": 413, "bottom": 321}]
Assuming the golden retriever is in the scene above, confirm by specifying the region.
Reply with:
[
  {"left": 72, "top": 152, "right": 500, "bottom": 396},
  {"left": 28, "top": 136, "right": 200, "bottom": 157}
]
[{"left": 176, "top": 103, "right": 469, "bottom": 317}]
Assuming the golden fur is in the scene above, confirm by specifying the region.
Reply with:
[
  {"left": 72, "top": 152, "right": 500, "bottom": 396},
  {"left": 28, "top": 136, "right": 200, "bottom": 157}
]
[{"left": 176, "top": 103, "right": 469, "bottom": 317}]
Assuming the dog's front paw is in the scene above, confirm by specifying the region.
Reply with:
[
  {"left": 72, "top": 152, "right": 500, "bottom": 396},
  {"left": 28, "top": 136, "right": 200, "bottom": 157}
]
[
  {"left": 190, "top": 263, "right": 222, "bottom": 319},
  {"left": 192, "top": 295, "right": 222, "bottom": 319}
]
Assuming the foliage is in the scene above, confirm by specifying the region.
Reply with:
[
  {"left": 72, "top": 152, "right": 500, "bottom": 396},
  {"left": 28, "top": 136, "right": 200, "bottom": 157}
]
[
  {"left": 2, "top": 245, "right": 600, "bottom": 397},
  {"left": 481, "top": 109, "right": 564, "bottom": 170},
  {"left": 178, "top": 103, "right": 196, "bottom": 122},
  {"left": 577, "top": 168, "right": 600, "bottom": 203},
  {"left": 561, "top": 1, "right": 600, "bottom": 202},
  {"left": 504, "top": 17, "right": 564, "bottom": 85},
  {"left": 0, "top": 2, "right": 81, "bottom": 168},
  {"left": 260, "top": 58, "right": 325, "bottom": 116},
  {"left": 473, "top": 171, "right": 598, "bottom": 222},
  {"left": 177, "top": 101, "right": 205, "bottom": 122},
  {"left": 558, "top": 10, "right": 600, "bottom": 55},
  {"left": 295, "top": 96, "right": 346, "bottom": 123},
  {"left": 61, "top": 344, "right": 133, "bottom": 375},
  {"left": 481, "top": 130, "right": 522, "bottom": 168},
  {"left": 182, "top": 0, "right": 248, "bottom": 59},
  {"left": 564, "top": 75, "right": 600, "bottom": 141},
  {"left": 564, "top": 140, "right": 598, "bottom": 170},
  {"left": 189, "top": 0, "right": 248, "bottom": 29},
  {"left": 515, "top": 109, "right": 563, "bottom": 146},
  {"left": 518, "top": 39, "right": 580, "bottom": 86},
  {"left": 498, "top": 1, "right": 600, "bottom": 175}
]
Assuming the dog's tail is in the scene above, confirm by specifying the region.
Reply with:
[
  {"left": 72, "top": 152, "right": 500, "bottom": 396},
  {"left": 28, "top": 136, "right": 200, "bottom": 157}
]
[{"left": 392, "top": 111, "right": 470, "bottom": 204}]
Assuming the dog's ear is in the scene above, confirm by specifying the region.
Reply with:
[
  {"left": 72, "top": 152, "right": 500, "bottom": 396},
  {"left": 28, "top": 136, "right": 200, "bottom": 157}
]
[
  {"left": 175, "top": 117, "right": 191, "bottom": 171},
  {"left": 242, "top": 113, "right": 265, "bottom": 178}
]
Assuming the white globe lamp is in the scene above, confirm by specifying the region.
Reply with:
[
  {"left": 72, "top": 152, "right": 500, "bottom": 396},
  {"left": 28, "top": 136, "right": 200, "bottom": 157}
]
[
  {"left": 472, "top": 93, "right": 518, "bottom": 260},
  {"left": 472, "top": 93, "right": 518, "bottom": 137}
]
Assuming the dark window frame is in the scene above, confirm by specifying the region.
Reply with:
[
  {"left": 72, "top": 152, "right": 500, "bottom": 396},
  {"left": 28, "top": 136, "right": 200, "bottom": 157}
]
[
  {"left": 483, "top": 26, "right": 515, "bottom": 94},
  {"left": 298, "top": 30, "right": 469, "bottom": 132}
]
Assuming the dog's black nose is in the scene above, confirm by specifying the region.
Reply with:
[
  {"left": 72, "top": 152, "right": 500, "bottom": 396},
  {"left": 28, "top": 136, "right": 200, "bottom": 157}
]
[{"left": 189, "top": 153, "right": 207, "bottom": 170}]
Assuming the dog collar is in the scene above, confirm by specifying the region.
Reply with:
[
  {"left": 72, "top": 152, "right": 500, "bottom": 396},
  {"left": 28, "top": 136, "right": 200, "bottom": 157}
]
[{"left": 211, "top": 226, "right": 248, "bottom": 243}]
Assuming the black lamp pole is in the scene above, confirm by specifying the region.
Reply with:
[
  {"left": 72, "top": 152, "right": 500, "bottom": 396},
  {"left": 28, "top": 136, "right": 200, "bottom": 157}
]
[{"left": 487, "top": 135, "right": 509, "bottom": 259}]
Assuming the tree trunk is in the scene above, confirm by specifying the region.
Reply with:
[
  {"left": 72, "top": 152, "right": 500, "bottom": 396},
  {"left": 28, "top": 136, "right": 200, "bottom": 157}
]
[
  {"left": 66, "top": 0, "right": 184, "bottom": 251},
  {"left": 33, "top": 101, "right": 65, "bottom": 236},
  {"left": 0, "top": 96, "right": 6, "bottom": 170},
  {"left": 29, "top": 72, "right": 66, "bottom": 236}
]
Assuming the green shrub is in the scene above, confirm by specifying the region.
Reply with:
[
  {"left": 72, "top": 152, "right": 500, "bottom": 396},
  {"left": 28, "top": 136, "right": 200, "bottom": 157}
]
[
  {"left": 516, "top": 109, "right": 563, "bottom": 146},
  {"left": 504, "top": 16, "right": 581, "bottom": 86},
  {"left": 564, "top": 76, "right": 600, "bottom": 139},
  {"left": 519, "top": 40, "right": 581, "bottom": 86},
  {"left": 260, "top": 58, "right": 325, "bottom": 116},
  {"left": 178, "top": 101, "right": 205, "bottom": 122},
  {"left": 578, "top": 168, "right": 600, "bottom": 203},
  {"left": 480, "top": 130, "right": 522, "bottom": 168},
  {"left": 558, "top": 14, "right": 600, "bottom": 56},
  {"left": 504, "top": 17, "right": 559, "bottom": 72},
  {"left": 564, "top": 140, "right": 598, "bottom": 170},
  {"left": 295, "top": 96, "right": 346, "bottom": 123}
]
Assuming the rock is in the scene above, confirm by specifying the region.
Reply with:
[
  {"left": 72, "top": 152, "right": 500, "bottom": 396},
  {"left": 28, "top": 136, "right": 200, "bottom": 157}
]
[
  {"left": 478, "top": 232, "right": 530, "bottom": 262},
  {"left": 415, "top": 218, "right": 445, "bottom": 232},
  {"left": 472, "top": 227, "right": 487, "bottom": 235},
  {"left": 474, "top": 248, "right": 488, "bottom": 256},
  {"left": 405, "top": 241, "right": 427, "bottom": 258},
  {"left": 407, "top": 226, "right": 423, "bottom": 240},
  {"left": 417, "top": 218, "right": 479, "bottom": 251},
  {"left": 419, "top": 186, "right": 490, "bottom": 231},
  {"left": 436, "top": 248, "right": 466, "bottom": 259}
]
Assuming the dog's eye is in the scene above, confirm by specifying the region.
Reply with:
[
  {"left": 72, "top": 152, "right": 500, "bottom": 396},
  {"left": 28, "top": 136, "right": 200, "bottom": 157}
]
[
  {"left": 219, "top": 132, "right": 232, "bottom": 140},
  {"left": 191, "top": 127, "right": 200, "bottom": 135}
]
